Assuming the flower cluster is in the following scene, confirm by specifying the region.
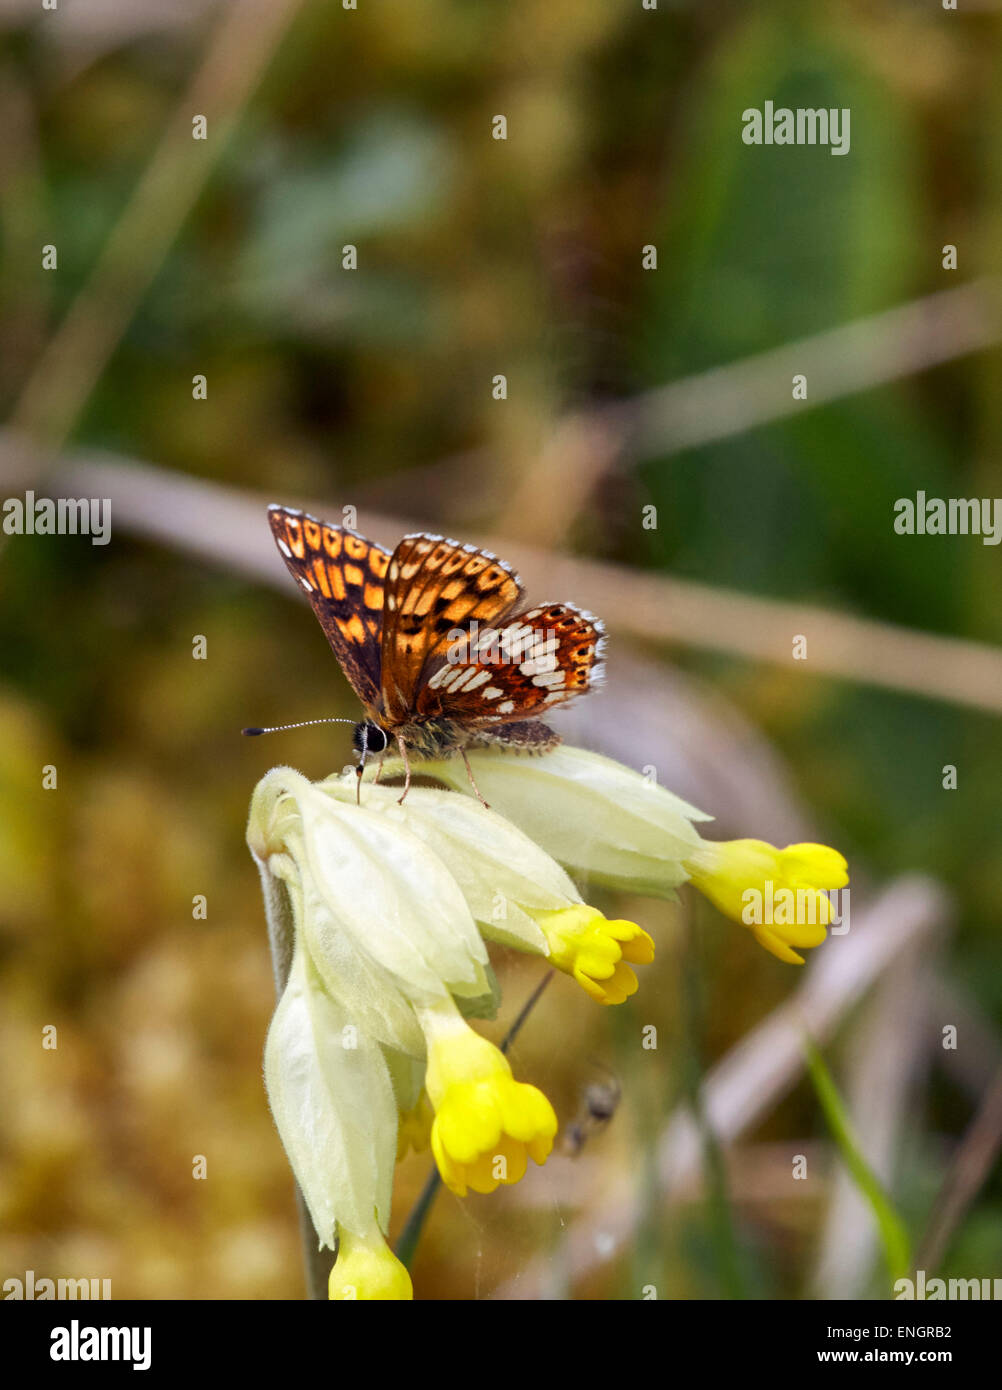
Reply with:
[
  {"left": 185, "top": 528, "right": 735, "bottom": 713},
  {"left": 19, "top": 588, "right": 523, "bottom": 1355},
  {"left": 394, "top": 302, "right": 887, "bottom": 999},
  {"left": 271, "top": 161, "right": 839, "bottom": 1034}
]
[{"left": 248, "top": 745, "right": 847, "bottom": 1298}]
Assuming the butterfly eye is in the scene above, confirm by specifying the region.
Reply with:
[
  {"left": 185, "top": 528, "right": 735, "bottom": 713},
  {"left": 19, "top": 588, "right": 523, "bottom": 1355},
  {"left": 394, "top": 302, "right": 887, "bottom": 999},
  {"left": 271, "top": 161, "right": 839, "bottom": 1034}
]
[{"left": 352, "top": 720, "right": 389, "bottom": 756}]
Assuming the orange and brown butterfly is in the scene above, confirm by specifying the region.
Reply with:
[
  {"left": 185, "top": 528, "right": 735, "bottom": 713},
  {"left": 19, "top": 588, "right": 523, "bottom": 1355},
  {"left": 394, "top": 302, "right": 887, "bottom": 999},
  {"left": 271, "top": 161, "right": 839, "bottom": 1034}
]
[{"left": 262, "top": 504, "right": 606, "bottom": 798}]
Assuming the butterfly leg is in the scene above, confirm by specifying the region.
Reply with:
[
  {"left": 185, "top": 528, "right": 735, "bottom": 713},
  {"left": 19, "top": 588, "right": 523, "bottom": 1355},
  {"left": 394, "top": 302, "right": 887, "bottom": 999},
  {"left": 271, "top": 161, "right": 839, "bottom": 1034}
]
[
  {"left": 373, "top": 754, "right": 385, "bottom": 787},
  {"left": 460, "top": 747, "right": 490, "bottom": 809},
  {"left": 396, "top": 734, "right": 412, "bottom": 804}
]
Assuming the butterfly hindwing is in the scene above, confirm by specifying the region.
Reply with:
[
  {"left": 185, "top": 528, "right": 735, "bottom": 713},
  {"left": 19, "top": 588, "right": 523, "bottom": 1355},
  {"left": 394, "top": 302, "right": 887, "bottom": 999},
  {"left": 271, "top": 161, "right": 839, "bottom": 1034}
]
[
  {"left": 380, "top": 533, "right": 525, "bottom": 723},
  {"left": 416, "top": 602, "right": 605, "bottom": 724},
  {"left": 268, "top": 505, "right": 388, "bottom": 712}
]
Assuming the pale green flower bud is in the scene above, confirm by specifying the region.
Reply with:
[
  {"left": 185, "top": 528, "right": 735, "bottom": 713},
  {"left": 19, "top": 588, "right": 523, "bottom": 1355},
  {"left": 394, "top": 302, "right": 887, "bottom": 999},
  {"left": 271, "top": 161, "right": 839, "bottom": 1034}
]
[
  {"left": 264, "top": 936, "right": 396, "bottom": 1250},
  {"left": 416, "top": 744, "right": 710, "bottom": 896},
  {"left": 249, "top": 768, "right": 494, "bottom": 1054},
  {"left": 409, "top": 746, "right": 849, "bottom": 964},
  {"left": 320, "top": 776, "right": 581, "bottom": 953}
]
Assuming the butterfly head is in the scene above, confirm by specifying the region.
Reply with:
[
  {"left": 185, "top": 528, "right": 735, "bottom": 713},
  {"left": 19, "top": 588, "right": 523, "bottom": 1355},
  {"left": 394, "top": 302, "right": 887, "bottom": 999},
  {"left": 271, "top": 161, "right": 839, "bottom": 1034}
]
[{"left": 352, "top": 720, "right": 390, "bottom": 759}]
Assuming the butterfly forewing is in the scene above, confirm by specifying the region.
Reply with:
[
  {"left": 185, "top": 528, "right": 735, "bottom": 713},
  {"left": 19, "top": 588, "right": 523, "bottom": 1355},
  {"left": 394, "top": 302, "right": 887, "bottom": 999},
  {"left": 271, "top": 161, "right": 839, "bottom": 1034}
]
[
  {"left": 417, "top": 602, "right": 605, "bottom": 724},
  {"left": 380, "top": 533, "right": 524, "bottom": 723},
  {"left": 268, "top": 505, "right": 388, "bottom": 712}
]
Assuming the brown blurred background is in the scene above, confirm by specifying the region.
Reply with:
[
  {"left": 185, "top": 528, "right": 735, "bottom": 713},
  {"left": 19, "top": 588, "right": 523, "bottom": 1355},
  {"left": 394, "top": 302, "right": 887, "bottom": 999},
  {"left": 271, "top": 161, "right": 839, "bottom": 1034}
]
[{"left": 1, "top": 0, "right": 1001, "bottom": 1299}]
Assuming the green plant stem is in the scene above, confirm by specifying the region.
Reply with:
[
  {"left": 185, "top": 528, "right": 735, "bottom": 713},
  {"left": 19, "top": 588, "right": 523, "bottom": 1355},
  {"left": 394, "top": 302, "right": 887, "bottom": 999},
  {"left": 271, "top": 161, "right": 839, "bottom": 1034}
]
[
  {"left": 681, "top": 909, "right": 745, "bottom": 1299},
  {"left": 804, "top": 1037, "right": 911, "bottom": 1288}
]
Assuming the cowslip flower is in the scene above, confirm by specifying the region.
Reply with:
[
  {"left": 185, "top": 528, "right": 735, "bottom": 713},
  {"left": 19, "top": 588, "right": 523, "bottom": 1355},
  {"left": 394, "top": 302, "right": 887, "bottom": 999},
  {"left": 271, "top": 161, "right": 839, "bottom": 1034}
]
[
  {"left": 248, "top": 764, "right": 651, "bottom": 1299},
  {"left": 249, "top": 739, "right": 847, "bottom": 1300},
  {"left": 534, "top": 905, "right": 654, "bottom": 1004},
  {"left": 318, "top": 774, "right": 657, "bottom": 1001},
  {"left": 417, "top": 995, "right": 557, "bottom": 1196},
  {"left": 417, "top": 745, "right": 848, "bottom": 965},
  {"left": 328, "top": 1227, "right": 413, "bottom": 1301},
  {"left": 684, "top": 838, "right": 848, "bottom": 964}
]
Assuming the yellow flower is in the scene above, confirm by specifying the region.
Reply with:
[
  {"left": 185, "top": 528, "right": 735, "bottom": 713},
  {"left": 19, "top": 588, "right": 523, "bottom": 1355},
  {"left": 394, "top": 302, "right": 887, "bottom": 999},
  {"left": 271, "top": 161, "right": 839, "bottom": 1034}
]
[
  {"left": 419, "top": 747, "right": 849, "bottom": 967},
  {"left": 684, "top": 839, "right": 849, "bottom": 964},
  {"left": 329, "top": 1226, "right": 413, "bottom": 1301},
  {"left": 533, "top": 905, "right": 655, "bottom": 1004},
  {"left": 419, "top": 1000, "right": 557, "bottom": 1196},
  {"left": 396, "top": 1091, "right": 434, "bottom": 1162}
]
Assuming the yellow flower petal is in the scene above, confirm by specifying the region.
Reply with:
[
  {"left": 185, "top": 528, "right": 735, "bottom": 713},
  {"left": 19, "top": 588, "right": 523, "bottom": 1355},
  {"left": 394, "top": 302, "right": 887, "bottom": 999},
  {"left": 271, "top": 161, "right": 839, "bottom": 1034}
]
[
  {"left": 532, "top": 905, "right": 655, "bottom": 1004},
  {"left": 419, "top": 1003, "right": 557, "bottom": 1196},
  {"left": 684, "top": 838, "right": 848, "bottom": 964},
  {"left": 396, "top": 1091, "right": 433, "bottom": 1162},
  {"left": 329, "top": 1227, "right": 413, "bottom": 1301}
]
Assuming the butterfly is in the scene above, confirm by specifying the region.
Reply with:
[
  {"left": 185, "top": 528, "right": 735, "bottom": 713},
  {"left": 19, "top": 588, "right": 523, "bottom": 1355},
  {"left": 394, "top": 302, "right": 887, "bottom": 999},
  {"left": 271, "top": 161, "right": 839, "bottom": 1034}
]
[{"left": 262, "top": 505, "right": 606, "bottom": 800}]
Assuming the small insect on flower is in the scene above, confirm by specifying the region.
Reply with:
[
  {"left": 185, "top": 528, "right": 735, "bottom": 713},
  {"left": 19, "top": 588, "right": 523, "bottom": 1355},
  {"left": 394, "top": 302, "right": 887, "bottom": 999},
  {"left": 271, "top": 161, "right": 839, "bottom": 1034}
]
[
  {"left": 563, "top": 1063, "right": 622, "bottom": 1156},
  {"left": 259, "top": 506, "right": 607, "bottom": 801}
]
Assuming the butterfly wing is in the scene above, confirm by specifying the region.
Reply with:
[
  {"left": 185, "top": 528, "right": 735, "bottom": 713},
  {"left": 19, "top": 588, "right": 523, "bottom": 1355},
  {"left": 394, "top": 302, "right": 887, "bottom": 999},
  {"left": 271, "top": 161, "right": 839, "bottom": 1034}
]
[
  {"left": 417, "top": 602, "right": 605, "bottom": 724},
  {"left": 268, "top": 505, "right": 389, "bottom": 712},
  {"left": 380, "top": 533, "right": 525, "bottom": 724}
]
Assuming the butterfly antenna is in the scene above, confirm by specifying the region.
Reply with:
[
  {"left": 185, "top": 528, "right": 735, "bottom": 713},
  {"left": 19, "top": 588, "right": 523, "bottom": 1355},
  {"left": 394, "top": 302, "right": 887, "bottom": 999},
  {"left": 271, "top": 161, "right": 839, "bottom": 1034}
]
[{"left": 242, "top": 718, "right": 357, "bottom": 736}]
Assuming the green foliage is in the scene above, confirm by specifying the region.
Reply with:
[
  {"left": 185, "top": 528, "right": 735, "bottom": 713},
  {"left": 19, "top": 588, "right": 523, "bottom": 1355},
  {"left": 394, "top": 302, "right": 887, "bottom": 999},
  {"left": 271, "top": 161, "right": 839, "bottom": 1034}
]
[{"left": 805, "top": 1039, "right": 912, "bottom": 1289}]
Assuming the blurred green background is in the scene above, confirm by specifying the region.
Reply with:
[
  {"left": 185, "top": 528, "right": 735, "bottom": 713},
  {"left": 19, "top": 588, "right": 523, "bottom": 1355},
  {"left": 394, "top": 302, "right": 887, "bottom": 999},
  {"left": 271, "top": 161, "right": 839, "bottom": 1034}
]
[{"left": 1, "top": 0, "right": 1000, "bottom": 1299}]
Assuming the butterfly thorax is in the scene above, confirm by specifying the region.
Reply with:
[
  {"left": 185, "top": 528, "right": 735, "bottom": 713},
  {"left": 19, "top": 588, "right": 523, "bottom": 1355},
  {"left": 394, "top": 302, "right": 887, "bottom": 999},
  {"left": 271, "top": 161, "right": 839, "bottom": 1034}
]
[
  {"left": 355, "top": 714, "right": 560, "bottom": 763},
  {"left": 389, "top": 717, "right": 472, "bottom": 761}
]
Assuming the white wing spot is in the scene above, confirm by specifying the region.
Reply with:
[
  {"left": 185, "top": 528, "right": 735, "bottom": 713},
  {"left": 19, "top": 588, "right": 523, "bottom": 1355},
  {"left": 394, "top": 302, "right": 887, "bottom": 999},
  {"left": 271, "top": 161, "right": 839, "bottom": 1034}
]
[
  {"left": 521, "top": 653, "right": 558, "bottom": 676},
  {"left": 447, "top": 668, "right": 479, "bottom": 692}
]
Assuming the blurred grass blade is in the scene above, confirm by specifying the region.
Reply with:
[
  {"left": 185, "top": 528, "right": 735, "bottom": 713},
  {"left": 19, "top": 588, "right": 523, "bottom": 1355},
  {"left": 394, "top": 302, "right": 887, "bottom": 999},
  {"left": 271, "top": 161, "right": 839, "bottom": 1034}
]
[
  {"left": 804, "top": 1037, "right": 911, "bottom": 1288},
  {"left": 682, "top": 923, "right": 746, "bottom": 1299}
]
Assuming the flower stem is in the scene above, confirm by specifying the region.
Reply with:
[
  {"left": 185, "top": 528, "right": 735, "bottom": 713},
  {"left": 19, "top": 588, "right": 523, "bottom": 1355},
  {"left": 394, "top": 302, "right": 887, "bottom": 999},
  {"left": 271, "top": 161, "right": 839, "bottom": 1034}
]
[
  {"left": 500, "top": 969, "right": 554, "bottom": 1056},
  {"left": 681, "top": 906, "right": 746, "bottom": 1299},
  {"left": 295, "top": 1189, "right": 335, "bottom": 1301},
  {"left": 393, "top": 1166, "right": 441, "bottom": 1272}
]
